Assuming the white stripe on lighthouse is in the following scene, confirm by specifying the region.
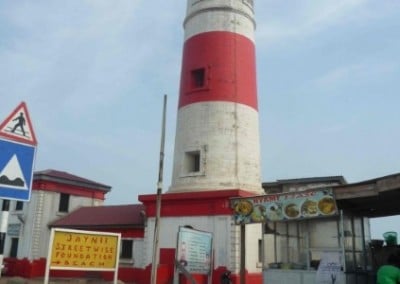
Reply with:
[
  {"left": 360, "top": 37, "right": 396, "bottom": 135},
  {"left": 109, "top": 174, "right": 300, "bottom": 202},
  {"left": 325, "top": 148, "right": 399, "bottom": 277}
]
[{"left": 170, "top": 102, "right": 262, "bottom": 193}]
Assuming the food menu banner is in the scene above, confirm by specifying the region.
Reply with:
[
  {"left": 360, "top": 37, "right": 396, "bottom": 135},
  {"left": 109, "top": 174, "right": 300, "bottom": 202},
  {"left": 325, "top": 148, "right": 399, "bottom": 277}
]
[{"left": 231, "top": 188, "right": 338, "bottom": 225}]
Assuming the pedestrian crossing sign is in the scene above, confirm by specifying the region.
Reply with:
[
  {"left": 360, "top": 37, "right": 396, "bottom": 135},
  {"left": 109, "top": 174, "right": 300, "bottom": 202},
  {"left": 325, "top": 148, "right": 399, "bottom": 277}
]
[{"left": 0, "top": 102, "right": 37, "bottom": 146}]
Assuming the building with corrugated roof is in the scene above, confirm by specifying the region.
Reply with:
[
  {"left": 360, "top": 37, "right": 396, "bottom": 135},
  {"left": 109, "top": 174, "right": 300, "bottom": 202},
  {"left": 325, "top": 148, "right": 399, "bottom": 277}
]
[{"left": 3, "top": 169, "right": 110, "bottom": 278}]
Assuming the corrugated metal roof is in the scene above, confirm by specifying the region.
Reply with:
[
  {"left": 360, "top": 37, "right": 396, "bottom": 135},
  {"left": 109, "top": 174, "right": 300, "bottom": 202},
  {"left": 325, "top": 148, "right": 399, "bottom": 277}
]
[
  {"left": 34, "top": 169, "right": 111, "bottom": 192},
  {"left": 49, "top": 204, "right": 145, "bottom": 228},
  {"left": 262, "top": 176, "right": 347, "bottom": 187}
]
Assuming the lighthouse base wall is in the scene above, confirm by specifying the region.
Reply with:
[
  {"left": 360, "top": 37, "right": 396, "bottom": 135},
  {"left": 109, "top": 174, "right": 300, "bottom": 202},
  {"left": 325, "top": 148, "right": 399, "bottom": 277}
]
[{"left": 138, "top": 190, "right": 264, "bottom": 284}]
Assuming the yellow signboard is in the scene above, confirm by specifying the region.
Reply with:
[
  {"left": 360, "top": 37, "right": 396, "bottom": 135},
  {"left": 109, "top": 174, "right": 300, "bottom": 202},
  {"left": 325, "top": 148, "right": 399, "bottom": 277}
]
[{"left": 49, "top": 229, "right": 120, "bottom": 270}]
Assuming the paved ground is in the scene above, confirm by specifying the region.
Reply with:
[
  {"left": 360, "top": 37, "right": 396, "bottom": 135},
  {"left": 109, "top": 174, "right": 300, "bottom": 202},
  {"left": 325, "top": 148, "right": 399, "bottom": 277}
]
[{"left": 0, "top": 277, "right": 128, "bottom": 284}]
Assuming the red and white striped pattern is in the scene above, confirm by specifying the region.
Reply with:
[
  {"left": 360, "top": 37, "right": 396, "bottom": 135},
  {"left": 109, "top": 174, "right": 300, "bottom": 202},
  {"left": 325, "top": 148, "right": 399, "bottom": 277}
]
[{"left": 169, "top": 0, "right": 263, "bottom": 194}]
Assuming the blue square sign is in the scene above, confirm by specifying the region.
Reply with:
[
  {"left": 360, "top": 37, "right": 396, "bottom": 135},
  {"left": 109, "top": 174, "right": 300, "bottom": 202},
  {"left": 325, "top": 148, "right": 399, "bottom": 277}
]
[{"left": 0, "top": 138, "right": 36, "bottom": 201}]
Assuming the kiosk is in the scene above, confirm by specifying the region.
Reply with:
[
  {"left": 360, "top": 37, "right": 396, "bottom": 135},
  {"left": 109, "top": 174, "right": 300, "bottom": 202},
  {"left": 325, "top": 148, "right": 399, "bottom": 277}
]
[
  {"left": 232, "top": 173, "right": 400, "bottom": 284},
  {"left": 262, "top": 207, "right": 371, "bottom": 284}
]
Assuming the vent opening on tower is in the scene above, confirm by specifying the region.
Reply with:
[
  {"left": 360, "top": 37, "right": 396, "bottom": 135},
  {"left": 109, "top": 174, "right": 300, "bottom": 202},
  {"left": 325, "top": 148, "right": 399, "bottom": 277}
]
[
  {"left": 185, "top": 150, "right": 201, "bottom": 173},
  {"left": 180, "top": 147, "right": 206, "bottom": 178},
  {"left": 191, "top": 68, "right": 205, "bottom": 89}
]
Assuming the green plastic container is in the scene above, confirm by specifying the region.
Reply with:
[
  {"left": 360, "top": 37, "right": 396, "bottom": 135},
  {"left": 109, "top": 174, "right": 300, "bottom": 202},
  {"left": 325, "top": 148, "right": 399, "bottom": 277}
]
[{"left": 383, "top": 231, "right": 398, "bottom": 246}]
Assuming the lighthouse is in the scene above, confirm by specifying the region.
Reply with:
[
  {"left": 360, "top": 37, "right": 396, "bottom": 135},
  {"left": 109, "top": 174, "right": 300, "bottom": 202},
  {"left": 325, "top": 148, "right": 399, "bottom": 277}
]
[
  {"left": 169, "top": 0, "right": 263, "bottom": 195},
  {"left": 139, "top": 1, "right": 264, "bottom": 283}
]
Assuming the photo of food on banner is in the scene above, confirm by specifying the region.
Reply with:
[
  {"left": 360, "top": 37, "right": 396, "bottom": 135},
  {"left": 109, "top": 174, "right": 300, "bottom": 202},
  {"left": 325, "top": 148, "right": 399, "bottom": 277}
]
[{"left": 231, "top": 189, "right": 337, "bottom": 224}]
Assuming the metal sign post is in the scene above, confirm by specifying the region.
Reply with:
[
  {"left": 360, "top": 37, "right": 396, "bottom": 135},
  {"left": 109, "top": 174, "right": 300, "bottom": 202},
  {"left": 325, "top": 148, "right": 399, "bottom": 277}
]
[{"left": 0, "top": 102, "right": 37, "bottom": 276}]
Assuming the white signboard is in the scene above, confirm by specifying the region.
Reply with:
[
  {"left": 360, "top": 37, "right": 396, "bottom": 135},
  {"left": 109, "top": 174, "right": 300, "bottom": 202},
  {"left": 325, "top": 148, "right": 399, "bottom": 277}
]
[
  {"left": 7, "top": 223, "right": 21, "bottom": 237},
  {"left": 176, "top": 226, "right": 213, "bottom": 275},
  {"left": 316, "top": 251, "right": 343, "bottom": 284}
]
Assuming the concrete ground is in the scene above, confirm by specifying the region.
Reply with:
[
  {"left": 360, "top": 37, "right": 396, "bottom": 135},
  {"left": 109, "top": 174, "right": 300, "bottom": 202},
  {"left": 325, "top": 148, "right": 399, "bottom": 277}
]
[{"left": 0, "top": 277, "right": 128, "bottom": 284}]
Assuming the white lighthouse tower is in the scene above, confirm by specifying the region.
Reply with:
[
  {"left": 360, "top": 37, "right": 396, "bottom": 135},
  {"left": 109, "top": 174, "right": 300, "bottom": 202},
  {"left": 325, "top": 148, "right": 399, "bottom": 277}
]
[
  {"left": 169, "top": 0, "right": 263, "bottom": 195},
  {"left": 139, "top": 1, "right": 264, "bottom": 283}
]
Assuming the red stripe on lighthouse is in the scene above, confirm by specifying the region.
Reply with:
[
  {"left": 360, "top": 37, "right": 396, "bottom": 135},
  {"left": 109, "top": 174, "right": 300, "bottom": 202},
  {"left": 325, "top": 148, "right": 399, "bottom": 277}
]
[{"left": 178, "top": 31, "right": 258, "bottom": 110}]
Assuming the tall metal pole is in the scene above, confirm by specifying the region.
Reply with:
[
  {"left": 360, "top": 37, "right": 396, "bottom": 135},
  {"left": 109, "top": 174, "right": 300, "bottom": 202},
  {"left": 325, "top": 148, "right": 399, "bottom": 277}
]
[
  {"left": 0, "top": 199, "right": 10, "bottom": 277},
  {"left": 240, "top": 224, "right": 246, "bottom": 284},
  {"left": 150, "top": 95, "right": 167, "bottom": 284}
]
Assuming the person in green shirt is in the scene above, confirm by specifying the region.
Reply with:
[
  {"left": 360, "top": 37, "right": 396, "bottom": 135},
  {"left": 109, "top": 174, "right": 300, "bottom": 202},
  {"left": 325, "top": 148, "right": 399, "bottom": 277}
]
[{"left": 377, "top": 254, "right": 400, "bottom": 284}]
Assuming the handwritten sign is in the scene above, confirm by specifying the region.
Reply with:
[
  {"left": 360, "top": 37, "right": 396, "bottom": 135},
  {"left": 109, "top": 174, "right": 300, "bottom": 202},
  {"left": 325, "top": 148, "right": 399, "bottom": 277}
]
[
  {"left": 316, "top": 251, "right": 343, "bottom": 284},
  {"left": 49, "top": 229, "right": 120, "bottom": 270},
  {"left": 231, "top": 188, "right": 338, "bottom": 224}
]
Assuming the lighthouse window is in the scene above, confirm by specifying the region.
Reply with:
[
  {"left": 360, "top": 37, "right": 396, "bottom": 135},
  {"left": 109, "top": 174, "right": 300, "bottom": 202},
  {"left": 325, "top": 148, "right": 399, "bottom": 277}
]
[
  {"left": 191, "top": 68, "right": 205, "bottom": 88},
  {"left": 185, "top": 151, "right": 201, "bottom": 173}
]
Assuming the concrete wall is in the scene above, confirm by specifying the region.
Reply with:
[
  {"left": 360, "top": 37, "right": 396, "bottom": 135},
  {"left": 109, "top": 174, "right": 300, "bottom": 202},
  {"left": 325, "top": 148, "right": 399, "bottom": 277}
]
[
  {"left": 141, "top": 215, "right": 263, "bottom": 274},
  {"left": 3, "top": 190, "right": 103, "bottom": 260}
]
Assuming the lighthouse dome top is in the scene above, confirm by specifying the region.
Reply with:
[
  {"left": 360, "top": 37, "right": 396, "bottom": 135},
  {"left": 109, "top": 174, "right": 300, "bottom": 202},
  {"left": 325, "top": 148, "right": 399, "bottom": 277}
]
[
  {"left": 186, "top": 0, "right": 253, "bottom": 10},
  {"left": 184, "top": 0, "right": 256, "bottom": 41}
]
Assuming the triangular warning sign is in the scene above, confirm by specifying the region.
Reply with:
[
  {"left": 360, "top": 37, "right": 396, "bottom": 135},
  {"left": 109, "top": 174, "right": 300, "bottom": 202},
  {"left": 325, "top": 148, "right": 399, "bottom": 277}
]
[{"left": 0, "top": 102, "right": 37, "bottom": 146}]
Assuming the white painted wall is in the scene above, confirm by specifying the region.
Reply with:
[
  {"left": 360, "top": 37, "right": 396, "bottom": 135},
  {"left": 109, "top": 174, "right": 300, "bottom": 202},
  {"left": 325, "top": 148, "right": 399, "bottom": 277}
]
[
  {"left": 185, "top": 0, "right": 255, "bottom": 41},
  {"left": 2, "top": 190, "right": 103, "bottom": 260},
  {"left": 170, "top": 102, "right": 263, "bottom": 194},
  {"left": 141, "top": 215, "right": 262, "bottom": 274},
  {"left": 245, "top": 223, "right": 263, "bottom": 271}
]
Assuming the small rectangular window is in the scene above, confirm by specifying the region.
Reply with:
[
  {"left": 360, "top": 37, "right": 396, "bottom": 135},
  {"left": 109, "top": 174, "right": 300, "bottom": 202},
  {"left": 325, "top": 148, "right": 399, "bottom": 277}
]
[
  {"left": 191, "top": 68, "right": 205, "bottom": 88},
  {"left": 15, "top": 201, "right": 23, "bottom": 211},
  {"left": 120, "top": 239, "right": 133, "bottom": 259},
  {"left": 59, "top": 193, "right": 70, "bottom": 213},
  {"left": 185, "top": 151, "right": 201, "bottom": 173},
  {"left": 10, "top": 238, "right": 19, "bottom": 258}
]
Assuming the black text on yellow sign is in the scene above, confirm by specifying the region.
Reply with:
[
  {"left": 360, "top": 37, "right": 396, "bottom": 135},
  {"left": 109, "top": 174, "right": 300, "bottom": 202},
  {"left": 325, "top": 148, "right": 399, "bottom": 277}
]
[{"left": 50, "top": 231, "right": 119, "bottom": 269}]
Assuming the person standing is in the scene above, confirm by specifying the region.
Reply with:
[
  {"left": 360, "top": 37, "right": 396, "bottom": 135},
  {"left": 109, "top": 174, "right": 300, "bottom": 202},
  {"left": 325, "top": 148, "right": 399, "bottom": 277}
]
[
  {"left": 221, "top": 270, "right": 232, "bottom": 284},
  {"left": 377, "top": 254, "right": 400, "bottom": 284},
  {"left": 11, "top": 112, "right": 26, "bottom": 136}
]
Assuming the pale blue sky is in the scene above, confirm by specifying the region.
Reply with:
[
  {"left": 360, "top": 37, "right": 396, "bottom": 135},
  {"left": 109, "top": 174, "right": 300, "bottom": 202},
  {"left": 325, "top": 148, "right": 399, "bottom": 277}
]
[{"left": 1, "top": 1, "right": 399, "bottom": 239}]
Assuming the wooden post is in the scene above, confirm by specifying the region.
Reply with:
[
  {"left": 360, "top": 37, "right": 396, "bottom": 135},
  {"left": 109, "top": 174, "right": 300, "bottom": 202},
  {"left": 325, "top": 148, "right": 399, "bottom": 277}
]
[{"left": 150, "top": 95, "right": 167, "bottom": 284}]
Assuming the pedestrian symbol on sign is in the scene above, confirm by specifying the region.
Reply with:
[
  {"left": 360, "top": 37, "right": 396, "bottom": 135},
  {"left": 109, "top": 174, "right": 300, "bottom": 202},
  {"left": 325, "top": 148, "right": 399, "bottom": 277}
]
[
  {"left": 11, "top": 112, "right": 26, "bottom": 137},
  {"left": 0, "top": 102, "right": 37, "bottom": 146}
]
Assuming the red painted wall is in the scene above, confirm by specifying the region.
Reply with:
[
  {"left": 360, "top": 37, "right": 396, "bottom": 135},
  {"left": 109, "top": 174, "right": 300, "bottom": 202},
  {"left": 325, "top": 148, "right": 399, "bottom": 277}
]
[
  {"left": 4, "top": 257, "right": 262, "bottom": 284},
  {"left": 33, "top": 180, "right": 106, "bottom": 200},
  {"left": 179, "top": 31, "right": 258, "bottom": 110},
  {"left": 139, "top": 189, "right": 257, "bottom": 218}
]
